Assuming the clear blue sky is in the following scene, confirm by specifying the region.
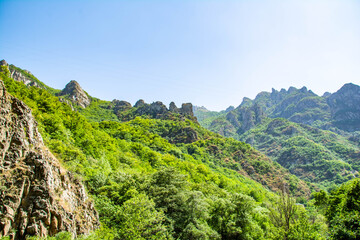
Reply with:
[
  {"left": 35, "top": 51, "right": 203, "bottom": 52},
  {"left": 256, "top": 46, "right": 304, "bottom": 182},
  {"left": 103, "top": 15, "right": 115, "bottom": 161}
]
[{"left": 1, "top": 0, "right": 360, "bottom": 111}]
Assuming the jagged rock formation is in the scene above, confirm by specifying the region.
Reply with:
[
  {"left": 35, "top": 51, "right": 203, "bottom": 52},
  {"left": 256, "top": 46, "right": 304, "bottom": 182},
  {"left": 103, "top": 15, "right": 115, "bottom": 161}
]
[
  {"left": 0, "top": 60, "right": 40, "bottom": 88},
  {"left": 202, "top": 84, "right": 360, "bottom": 138},
  {"left": 0, "top": 79, "right": 99, "bottom": 239},
  {"left": 179, "top": 103, "right": 193, "bottom": 116},
  {"left": 108, "top": 99, "right": 196, "bottom": 121},
  {"left": 58, "top": 80, "right": 91, "bottom": 108},
  {"left": 169, "top": 102, "right": 180, "bottom": 113}
]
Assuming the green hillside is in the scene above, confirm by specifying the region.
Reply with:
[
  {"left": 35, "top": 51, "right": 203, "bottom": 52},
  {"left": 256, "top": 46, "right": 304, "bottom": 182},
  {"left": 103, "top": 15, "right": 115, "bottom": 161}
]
[{"left": 240, "top": 118, "right": 360, "bottom": 189}]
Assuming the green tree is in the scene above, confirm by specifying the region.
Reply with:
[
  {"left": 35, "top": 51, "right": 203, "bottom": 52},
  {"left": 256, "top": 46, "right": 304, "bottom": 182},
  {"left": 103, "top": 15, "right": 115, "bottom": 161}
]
[{"left": 117, "top": 194, "right": 171, "bottom": 240}]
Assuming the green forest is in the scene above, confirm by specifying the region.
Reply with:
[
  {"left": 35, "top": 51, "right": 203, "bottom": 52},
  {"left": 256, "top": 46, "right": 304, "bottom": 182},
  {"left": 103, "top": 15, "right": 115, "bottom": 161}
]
[{"left": 1, "top": 64, "right": 360, "bottom": 239}]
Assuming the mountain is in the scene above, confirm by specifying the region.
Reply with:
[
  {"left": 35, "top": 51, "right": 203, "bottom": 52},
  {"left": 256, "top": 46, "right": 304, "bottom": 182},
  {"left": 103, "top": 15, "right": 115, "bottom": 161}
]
[
  {"left": 57, "top": 80, "right": 91, "bottom": 108},
  {"left": 195, "top": 84, "right": 360, "bottom": 189},
  {"left": 0, "top": 61, "right": 327, "bottom": 239}
]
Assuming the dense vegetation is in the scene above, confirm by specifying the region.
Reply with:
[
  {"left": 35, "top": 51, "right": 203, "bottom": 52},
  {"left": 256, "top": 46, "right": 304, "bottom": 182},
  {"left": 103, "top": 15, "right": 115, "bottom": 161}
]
[
  {"left": 314, "top": 178, "right": 360, "bottom": 239},
  {"left": 1, "top": 63, "right": 358, "bottom": 239},
  {"left": 240, "top": 118, "right": 360, "bottom": 189}
]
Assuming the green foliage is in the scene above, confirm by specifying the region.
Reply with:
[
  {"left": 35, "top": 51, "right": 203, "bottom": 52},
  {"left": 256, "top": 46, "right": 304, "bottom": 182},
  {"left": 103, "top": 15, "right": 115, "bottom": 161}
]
[
  {"left": 240, "top": 118, "right": 359, "bottom": 189},
  {"left": 25, "top": 227, "right": 114, "bottom": 239},
  {"left": 77, "top": 98, "right": 118, "bottom": 122},
  {"left": 194, "top": 107, "right": 227, "bottom": 129},
  {"left": 313, "top": 178, "right": 360, "bottom": 239}
]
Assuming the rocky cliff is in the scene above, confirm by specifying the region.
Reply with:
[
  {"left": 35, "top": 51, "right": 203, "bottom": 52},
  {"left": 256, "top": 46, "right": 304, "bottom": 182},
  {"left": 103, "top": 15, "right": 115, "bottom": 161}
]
[
  {"left": 58, "top": 80, "right": 91, "bottom": 108},
  {"left": 0, "top": 79, "right": 99, "bottom": 239}
]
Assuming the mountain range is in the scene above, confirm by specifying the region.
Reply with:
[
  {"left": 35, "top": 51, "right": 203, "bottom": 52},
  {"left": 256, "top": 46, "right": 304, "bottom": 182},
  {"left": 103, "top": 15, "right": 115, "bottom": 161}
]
[
  {"left": 194, "top": 83, "right": 360, "bottom": 189},
  {"left": 1, "top": 59, "right": 359, "bottom": 239}
]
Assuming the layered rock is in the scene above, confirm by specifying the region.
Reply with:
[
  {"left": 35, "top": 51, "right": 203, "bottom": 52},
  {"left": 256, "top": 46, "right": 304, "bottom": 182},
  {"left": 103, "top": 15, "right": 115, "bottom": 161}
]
[
  {"left": 0, "top": 79, "right": 99, "bottom": 239},
  {"left": 58, "top": 80, "right": 91, "bottom": 108}
]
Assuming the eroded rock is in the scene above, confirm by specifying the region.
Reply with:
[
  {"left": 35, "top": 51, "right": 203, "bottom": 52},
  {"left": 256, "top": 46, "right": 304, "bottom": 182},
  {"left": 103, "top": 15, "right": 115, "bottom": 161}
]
[
  {"left": 0, "top": 79, "right": 99, "bottom": 239},
  {"left": 58, "top": 80, "right": 91, "bottom": 108}
]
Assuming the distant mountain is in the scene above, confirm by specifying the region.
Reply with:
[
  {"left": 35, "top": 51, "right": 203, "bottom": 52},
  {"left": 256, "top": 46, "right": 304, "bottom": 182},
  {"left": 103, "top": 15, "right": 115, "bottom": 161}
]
[
  {"left": 201, "top": 84, "right": 360, "bottom": 135},
  {"left": 196, "top": 84, "right": 360, "bottom": 188}
]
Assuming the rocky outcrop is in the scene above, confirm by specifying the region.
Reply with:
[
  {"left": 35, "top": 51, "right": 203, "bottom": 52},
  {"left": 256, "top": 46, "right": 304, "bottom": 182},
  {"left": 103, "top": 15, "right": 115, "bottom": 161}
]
[
  {"left": 169, "top": 102, "right": 180, "bottom": 113},
  {"left": 134, "top": 99, "right": 146, "bottom": 108},
  {"left": 58, "top": 81, "right": 91, "bottom": 108},
  {"left": 0, "top": 60, "right": 40, "bottom": 88},
  {"left": 179, "top": 103, "right": 194, "bottom": 117},
  {"left": 111, "top": 99, "right": 196, "bottom": 121},
  {"left": 0, "top": 79, "right": 99, "bottom": 239},
  {"left": 111, "top": 100, "right": 132, "bottom": 114}
]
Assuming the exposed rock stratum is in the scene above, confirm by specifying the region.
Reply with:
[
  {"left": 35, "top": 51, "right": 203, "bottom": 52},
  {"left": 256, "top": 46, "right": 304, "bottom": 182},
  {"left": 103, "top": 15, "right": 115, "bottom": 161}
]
[{"left": 0, "top": 79, "right": 99, "bottom": 239}]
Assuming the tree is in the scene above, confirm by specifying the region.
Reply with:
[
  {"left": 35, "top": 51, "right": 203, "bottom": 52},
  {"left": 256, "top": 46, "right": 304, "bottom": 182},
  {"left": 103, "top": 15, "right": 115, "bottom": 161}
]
[
  {"left": 269, "top": 184, "right": 297, "bottom": 240},
  {"left": 118, "top": 194, "right": 171, "bottom": 240}
]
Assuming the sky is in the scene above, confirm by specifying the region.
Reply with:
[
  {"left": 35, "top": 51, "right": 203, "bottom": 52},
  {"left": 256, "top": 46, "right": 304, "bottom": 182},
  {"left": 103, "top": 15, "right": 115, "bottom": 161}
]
[{"left": 1, "top": 0, "right": 360, "bottom": 111}]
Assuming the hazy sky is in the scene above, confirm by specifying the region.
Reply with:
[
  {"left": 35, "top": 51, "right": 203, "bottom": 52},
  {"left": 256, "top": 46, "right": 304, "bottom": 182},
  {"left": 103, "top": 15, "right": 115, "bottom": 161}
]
[{"left": 1, "top": 0, "right": 359, "bottom": 111}]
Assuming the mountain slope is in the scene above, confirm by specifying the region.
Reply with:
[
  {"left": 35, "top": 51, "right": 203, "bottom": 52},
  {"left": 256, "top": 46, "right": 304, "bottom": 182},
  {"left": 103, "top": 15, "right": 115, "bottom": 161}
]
[{"left": 240, "top": 118, "right": 360, "bottom": 188}]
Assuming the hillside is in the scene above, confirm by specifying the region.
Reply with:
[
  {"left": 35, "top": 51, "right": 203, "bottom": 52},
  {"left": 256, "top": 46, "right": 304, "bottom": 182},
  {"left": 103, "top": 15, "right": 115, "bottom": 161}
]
[
  {"left": 0, "top": 61, "right": 328, "bottom": 239},
  {"left": 240, "top": 118, "right": 360, "bottom": 188}
]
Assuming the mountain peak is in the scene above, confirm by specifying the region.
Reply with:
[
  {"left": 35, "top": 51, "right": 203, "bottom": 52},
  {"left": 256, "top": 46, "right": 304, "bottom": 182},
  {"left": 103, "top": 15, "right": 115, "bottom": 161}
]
[{"left": 59, "top": 80, "right": 91, "bottom": 108}]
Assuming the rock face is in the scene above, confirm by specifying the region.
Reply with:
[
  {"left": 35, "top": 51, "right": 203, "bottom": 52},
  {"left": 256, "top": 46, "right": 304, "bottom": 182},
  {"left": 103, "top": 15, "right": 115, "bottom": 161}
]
[
  {"left": 58, "top": 81, "right": 91, "bottom": 108},
  {"left": 226, "top": 103, "right": 265, "bottom": 134},
  {"left": 0, "top": 60, "right": 39, "bottom": 88},
  {"left": 179, "top": 103, "right": 194, "bottom": 117},
  {"left": 169, "top": 102, "right": 180, "bottom": 113},
  {"left": 327, "top": 83, "right": 360, "bottom": 131},
  {"left": 0, "top": 79, "right": 99, "bottom": 239}
]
